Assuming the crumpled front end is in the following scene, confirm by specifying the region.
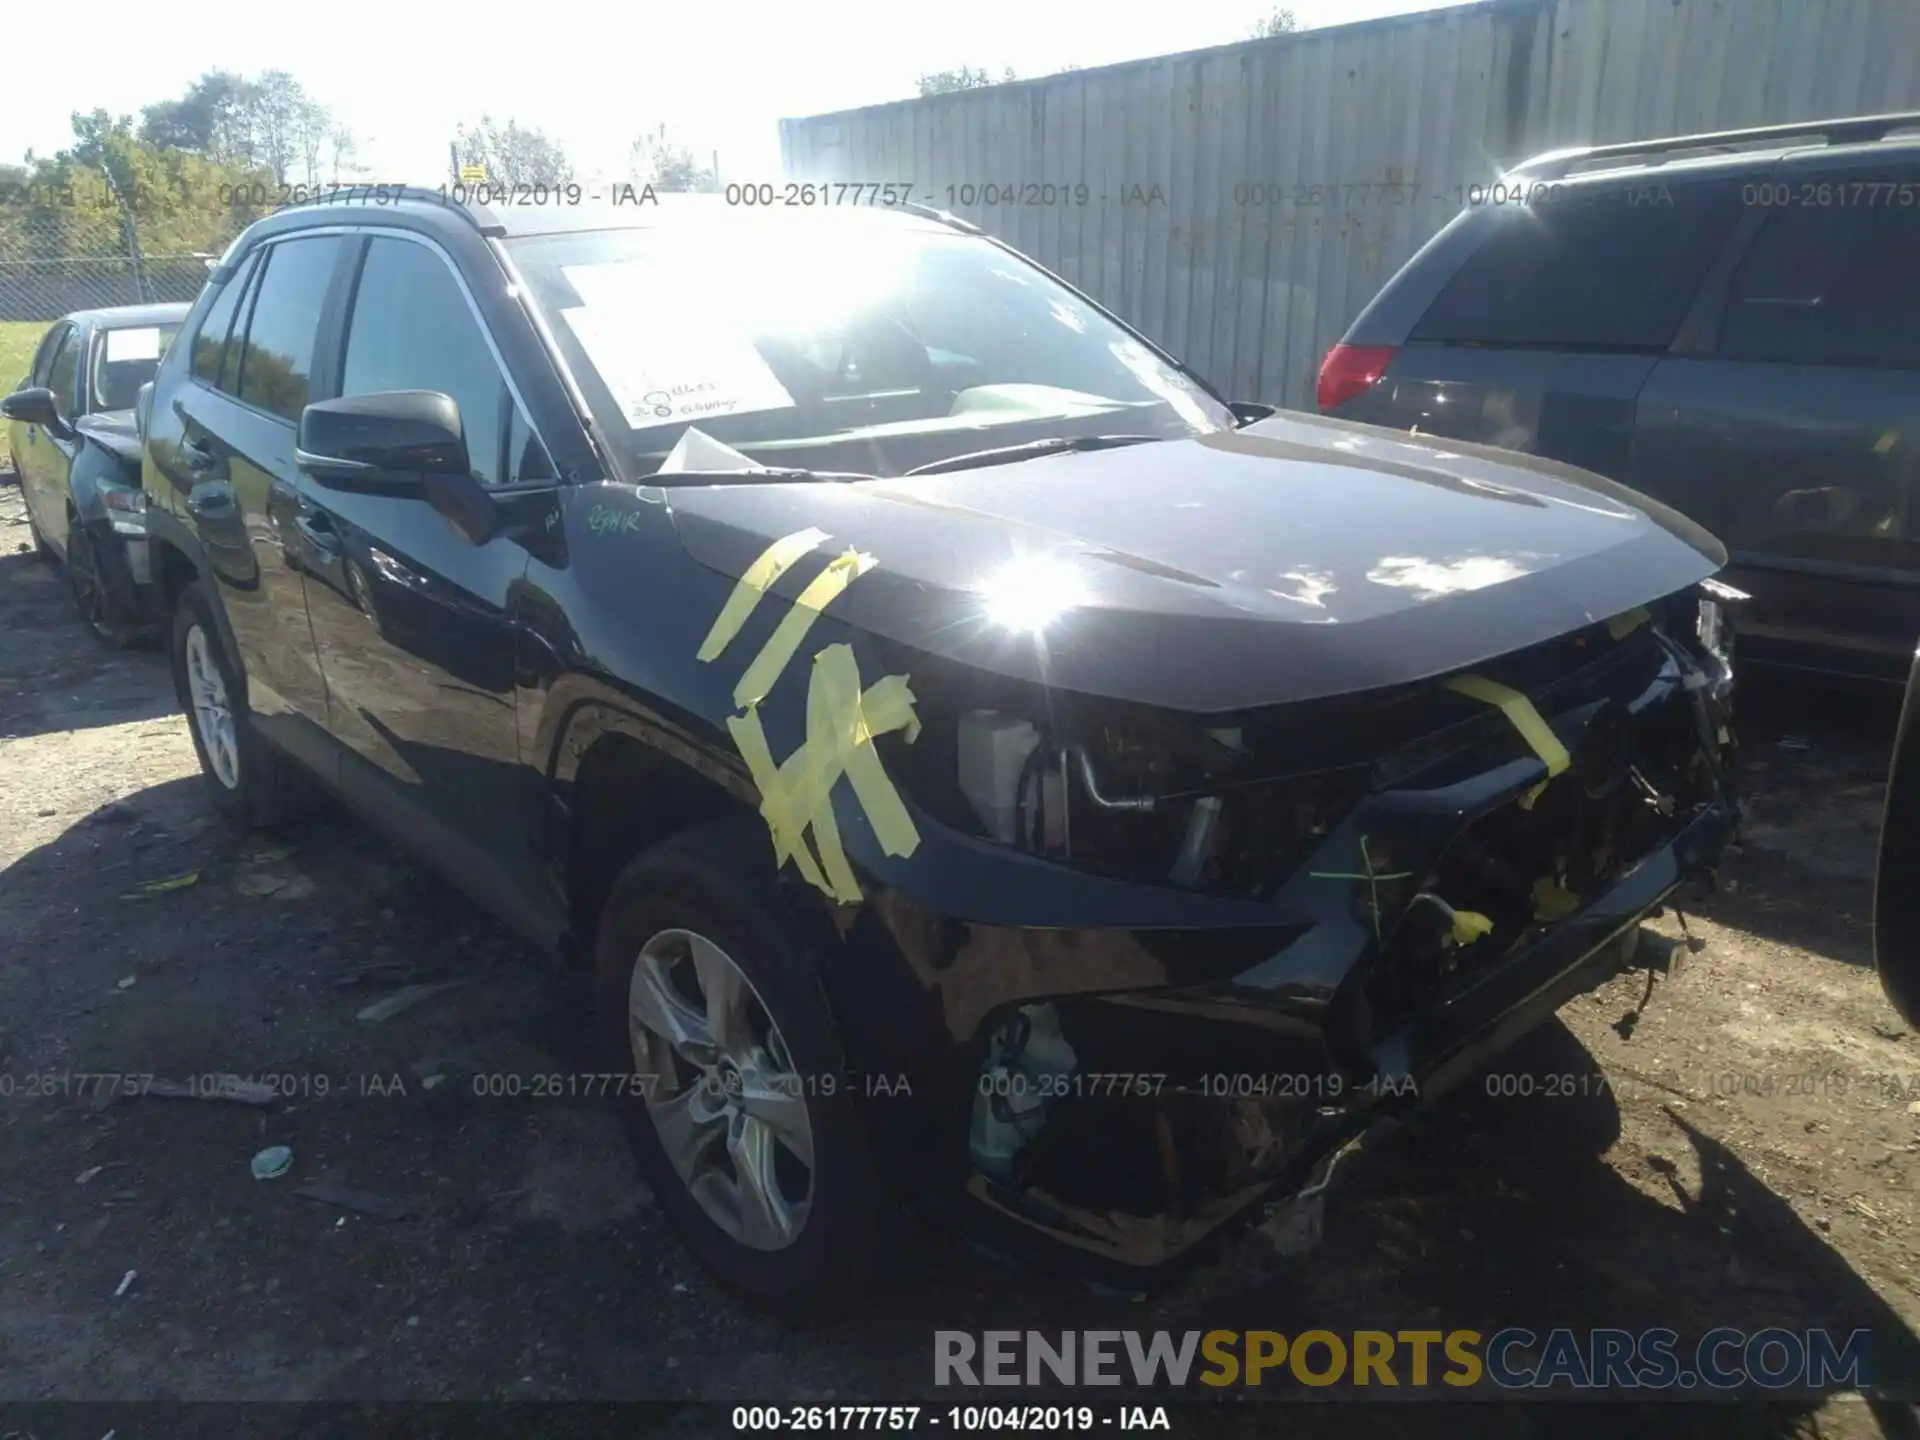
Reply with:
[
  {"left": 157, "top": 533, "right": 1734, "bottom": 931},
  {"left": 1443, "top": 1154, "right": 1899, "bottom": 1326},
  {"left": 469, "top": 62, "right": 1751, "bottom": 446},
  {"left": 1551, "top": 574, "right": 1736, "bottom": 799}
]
[{"left": 818, "top": 587, "right": 1737, "bottom": 1280}]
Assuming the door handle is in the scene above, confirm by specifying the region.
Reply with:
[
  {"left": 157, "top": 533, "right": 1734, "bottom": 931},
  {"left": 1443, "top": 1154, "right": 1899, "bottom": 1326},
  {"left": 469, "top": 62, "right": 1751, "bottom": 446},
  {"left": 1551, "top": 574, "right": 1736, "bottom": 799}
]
[
  {"left": 185, "top": 486, "right": 235, "bottom": 520},
  {"left": 296, "top": 508, "right": 342, "bottom": 556}
]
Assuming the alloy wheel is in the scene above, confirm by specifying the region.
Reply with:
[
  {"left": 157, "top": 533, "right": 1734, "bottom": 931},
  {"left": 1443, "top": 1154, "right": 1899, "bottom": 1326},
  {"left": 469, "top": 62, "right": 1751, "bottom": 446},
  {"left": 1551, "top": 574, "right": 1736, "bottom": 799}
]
[
  {"left": 627, "top": 927, "right": 816, "bottom": 1252},
  {"left": 184, "top": 623, "right": 240, "bottom": 790}
]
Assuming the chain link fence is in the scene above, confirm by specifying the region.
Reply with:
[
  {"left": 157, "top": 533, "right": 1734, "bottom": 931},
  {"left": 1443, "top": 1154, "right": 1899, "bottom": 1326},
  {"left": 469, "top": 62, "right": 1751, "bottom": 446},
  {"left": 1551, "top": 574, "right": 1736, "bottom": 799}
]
[{"left": 0, "top": 201, "right": 251, "bottom": 322}]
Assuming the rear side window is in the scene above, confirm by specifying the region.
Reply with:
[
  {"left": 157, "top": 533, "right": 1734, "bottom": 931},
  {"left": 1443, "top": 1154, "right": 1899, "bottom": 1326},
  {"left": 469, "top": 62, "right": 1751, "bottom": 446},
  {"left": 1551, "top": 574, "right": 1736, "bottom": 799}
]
[
  {"left": 1411, "top": 178, "right": 1742, "bottom": 350},
  {"left": 235, "top": 236, "right": 345, "bottom": 421},
  {"left": 1716, "top": 193, "right": 1920, "bottom": 367},
  {"left": 191, "top": 252, "right": 258, "bottom": 387}
]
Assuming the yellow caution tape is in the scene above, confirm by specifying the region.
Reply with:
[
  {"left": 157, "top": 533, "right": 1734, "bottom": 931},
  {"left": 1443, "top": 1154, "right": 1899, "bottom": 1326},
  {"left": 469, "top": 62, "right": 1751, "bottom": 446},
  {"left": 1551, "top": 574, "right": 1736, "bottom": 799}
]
[
  {"left": 1531, "top": 876, "right": 1582, "bottom": 921},
  {"left": 1447, "top": 673, "right": 1569, "bottom": 810},
  {"left": 1451, "top": 910, "right": 1494, "bottom": 945},
  {"left": 1606, "top": 607, "right": 1650, "bottom": 640},
  {"left": 696, "top": 527, "right": 831, "bottom": 663},
  {"left": 733, "top": 549, "right": 875, "bottom": 709},
  {"left": 727, "top": 644, "right": 922, "bottom": 904}
]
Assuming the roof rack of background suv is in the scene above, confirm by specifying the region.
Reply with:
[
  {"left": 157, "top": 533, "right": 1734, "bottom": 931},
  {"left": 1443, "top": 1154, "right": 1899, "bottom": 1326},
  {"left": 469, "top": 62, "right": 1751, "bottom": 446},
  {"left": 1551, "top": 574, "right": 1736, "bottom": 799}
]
[
  {"left": 270, "top": 183, "right": 506, "bottom": 237},
  {"left": 1506, "top": 109, "right": 1920, "bottom": 182}
]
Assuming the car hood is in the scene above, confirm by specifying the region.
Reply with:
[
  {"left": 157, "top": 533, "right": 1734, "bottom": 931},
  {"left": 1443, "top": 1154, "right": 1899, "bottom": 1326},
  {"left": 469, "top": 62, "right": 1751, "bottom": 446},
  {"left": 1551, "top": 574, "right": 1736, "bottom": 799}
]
[{"left": 663, "top": 411, "right": 1727, "bottom": 714}]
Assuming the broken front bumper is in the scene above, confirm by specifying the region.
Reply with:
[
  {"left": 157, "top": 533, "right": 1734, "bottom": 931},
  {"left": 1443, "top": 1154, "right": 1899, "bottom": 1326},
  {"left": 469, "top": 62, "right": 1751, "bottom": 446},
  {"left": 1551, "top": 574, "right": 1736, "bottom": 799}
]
[{"left": 811, "top": 623, "right": 1736, "bottom": 1279}]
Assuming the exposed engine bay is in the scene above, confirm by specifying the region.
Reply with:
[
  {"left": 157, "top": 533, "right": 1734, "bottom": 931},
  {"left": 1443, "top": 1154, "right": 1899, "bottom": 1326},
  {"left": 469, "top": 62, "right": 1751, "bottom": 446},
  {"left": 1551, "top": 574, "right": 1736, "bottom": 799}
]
[{"left": 860, "top": 580, "right": 1740, "bottom": 1278}]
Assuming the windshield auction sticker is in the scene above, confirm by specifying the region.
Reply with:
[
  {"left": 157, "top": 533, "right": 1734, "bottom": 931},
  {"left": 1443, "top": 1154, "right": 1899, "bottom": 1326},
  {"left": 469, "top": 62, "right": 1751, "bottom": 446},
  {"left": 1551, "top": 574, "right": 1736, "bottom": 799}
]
[
  {"left": 560, "top": 263, "right": 796, "bottom": 429},
  {"left": 104, "top": 326, "right": 163, "bottom": 363}
]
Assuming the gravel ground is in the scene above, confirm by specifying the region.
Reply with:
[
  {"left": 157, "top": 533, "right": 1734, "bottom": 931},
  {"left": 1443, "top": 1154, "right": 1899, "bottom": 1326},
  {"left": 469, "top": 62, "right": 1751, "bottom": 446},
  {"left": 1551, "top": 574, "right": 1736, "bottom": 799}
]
[{"left": 1, "top": 478, "right": 1917, "bottom": 1437}]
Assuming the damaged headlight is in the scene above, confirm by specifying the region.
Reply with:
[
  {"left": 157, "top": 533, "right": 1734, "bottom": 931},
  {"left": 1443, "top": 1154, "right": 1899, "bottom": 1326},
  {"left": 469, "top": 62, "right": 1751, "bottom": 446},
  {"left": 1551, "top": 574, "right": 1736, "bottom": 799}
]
[
  {"left": 1695, "top": 576, "right": 1747, "bottom": 669},
  {"left": 886, "top": 694, "right": 1371, "bottom": 897},
  {"left": 100, "top": 483, "right": 147, "bottom": 537}
]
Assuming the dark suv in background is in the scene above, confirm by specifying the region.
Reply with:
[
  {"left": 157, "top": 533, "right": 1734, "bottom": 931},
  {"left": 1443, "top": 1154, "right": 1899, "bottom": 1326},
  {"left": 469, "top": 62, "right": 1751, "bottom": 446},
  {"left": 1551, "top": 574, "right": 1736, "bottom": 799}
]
[{"left": 1322, "top": 111, "right": 1920, "bottom": 685}]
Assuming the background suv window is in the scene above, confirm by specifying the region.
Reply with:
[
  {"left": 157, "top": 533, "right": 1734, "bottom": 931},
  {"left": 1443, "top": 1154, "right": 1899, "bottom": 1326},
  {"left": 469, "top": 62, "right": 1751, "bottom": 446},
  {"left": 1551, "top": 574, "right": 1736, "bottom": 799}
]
[
  {"left": 235, "top": 236, "right": 344, "bottom": 421},
  {"left": 1412, "top": 177, "right": 1742, "bottom": 350},
  {"left": 191, "top": 251, "right": 259, "bottom": 388},
  {"left": 341, "top": 236, "right": 515, "bottom": 485},
  {"left": 1716, "top": 195, "right": 1920, "bottom": 367}
]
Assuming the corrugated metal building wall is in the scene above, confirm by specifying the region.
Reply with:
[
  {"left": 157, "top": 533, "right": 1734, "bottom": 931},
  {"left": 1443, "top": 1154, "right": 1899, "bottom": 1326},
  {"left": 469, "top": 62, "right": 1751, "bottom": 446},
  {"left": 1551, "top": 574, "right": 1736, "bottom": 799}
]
[{"left": 779, "top": 0, "right": 1920, "bottom": 409}]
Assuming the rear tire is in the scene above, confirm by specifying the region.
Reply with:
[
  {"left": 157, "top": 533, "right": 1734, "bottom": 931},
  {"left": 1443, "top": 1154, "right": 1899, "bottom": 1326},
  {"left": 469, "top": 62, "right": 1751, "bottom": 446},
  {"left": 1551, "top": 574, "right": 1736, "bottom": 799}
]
[
  {"left": 592, "top": 818, "right": 892, "bottom": 1315},
  {"left": 169, "top": 581, "right": 305, "bottom": 827}
]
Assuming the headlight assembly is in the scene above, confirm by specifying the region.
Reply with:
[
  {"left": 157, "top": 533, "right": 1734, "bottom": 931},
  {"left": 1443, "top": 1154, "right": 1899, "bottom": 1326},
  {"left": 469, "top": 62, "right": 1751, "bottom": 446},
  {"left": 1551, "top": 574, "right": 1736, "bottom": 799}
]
[
  {"left": 885, "top": 694, "right": 1371, "bottom": 898},
  {"left": 100, "top": 484, "right": 148, "bottom": 537},
  {"left": 1695, "top": 576, "right": 1748, "bottom": 668}
]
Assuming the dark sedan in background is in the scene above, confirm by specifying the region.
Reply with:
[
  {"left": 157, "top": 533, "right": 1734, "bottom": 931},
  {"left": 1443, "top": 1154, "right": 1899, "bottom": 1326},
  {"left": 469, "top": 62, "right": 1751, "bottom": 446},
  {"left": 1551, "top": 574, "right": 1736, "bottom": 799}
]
[{"left": 5, "top": 302, "right": 189, "bottom": 643}]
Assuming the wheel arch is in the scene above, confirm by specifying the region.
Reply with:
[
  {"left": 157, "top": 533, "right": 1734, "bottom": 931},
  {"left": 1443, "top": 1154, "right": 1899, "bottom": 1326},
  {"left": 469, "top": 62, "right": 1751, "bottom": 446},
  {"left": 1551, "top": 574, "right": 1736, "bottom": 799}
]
[
  {"left": 548, "top": 692, "right": 763, "bottom": 953},
  {"left": 145, "top": 513, "right": 248, "bottom": 708}
]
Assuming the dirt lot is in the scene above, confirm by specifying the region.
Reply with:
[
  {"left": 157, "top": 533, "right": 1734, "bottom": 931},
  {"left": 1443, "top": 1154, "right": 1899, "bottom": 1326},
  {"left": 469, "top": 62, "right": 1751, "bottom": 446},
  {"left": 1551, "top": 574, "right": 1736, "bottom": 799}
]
[{"left": 2, "top": 476, "right": 1918, "bottom": 1437}]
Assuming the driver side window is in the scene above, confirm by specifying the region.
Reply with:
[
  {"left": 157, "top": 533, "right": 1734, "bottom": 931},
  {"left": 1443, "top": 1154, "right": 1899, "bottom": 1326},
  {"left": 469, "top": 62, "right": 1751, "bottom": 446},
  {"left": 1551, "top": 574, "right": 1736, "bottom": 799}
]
[
  {"left": 30, "top": 323, "right": 72, "bottom": 389},
  {"left": 47, "top": 327, "right": 82, "bottom": 419},
  {"left": 340, "top": 235, "right": 551, "bottom": 486}
]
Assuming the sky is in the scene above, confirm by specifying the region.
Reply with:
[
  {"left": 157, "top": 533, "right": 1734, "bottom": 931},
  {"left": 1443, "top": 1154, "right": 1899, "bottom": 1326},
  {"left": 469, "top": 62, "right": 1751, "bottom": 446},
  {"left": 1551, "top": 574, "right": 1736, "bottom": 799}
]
[{"left": 4, "top": 0, "right": 1456, "bottom": 187}]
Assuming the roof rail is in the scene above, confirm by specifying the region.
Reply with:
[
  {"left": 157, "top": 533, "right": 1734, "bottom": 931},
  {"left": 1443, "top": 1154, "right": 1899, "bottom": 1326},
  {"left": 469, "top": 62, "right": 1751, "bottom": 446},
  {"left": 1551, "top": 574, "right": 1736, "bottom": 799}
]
[
  {"left": 269, "top": 183, "right": 506, "bottom": 237},
  {"left": 890, "top": 199, "right": 982, "bottom": 234},
  {"left": 1506, "top": 109, "right": 1920, "bottom": 182}
]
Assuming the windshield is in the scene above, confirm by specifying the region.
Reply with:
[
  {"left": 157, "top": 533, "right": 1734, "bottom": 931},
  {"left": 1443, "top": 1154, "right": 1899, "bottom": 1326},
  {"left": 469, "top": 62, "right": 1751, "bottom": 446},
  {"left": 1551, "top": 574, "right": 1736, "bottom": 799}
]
[
  {"left": 89, "top": 323, "right": 181, "bottom": 412},
  {"left": 504, "top": 213, "right": 1233, "bottom": 480}
]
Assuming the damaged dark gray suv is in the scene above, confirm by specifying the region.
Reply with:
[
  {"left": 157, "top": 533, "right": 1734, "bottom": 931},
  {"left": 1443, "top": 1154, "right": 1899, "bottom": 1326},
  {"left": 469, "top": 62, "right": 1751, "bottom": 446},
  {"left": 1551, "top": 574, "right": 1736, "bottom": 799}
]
[{"left": 139, "top": 189, "right": 1738, "bottom": 1309}]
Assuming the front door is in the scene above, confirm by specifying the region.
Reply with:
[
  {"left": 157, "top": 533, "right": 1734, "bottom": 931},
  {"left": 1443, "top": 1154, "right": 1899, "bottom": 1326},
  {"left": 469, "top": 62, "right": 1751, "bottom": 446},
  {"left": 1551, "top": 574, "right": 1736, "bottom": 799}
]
[
  {"left": 296, "top": 231, "right": 560, "bottom": 931},
  {"left": 17, "top": 322, "right": 81, "bottom": 551}
]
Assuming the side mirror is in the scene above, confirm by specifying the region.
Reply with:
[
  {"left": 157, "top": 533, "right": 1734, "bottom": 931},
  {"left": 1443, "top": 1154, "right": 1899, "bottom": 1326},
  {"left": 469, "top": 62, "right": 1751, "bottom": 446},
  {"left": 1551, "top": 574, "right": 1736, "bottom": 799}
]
[
  {"left": 296, "top": 390, "right": 471, "bottom": 484},
  {"left": 2, "top": 386, "right": 72, "bottom": 437},
  {"left": 295, "top": 390, "right": 497, "bottom": 545}
]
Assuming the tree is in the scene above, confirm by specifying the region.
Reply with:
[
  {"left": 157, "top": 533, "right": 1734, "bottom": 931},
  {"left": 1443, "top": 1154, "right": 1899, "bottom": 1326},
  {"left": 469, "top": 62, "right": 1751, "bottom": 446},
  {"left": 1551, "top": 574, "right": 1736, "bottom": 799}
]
[
  {"left": 1250, "top": 7, "right": 1299, "bottom": 37},
  {"left": 915, "top": 65, "right": 1014, "bottom": 96},
  {"left": 137, "top": 70, "right": 339, "bottom": 182},
  {"left": 324, "top": 126, "right": 363, "bottom": 184},
  {"left": 627, "top": 124, "right": 718, "bottom": 193},
  {"left": 139, "top": 72, "right": 253, "bottom": 159},
  {"left": 453, "top": 116, "right": 575, "bottom": 187},
  {"left": 250, "top": 71, "right": 313, "bottom": 183}
]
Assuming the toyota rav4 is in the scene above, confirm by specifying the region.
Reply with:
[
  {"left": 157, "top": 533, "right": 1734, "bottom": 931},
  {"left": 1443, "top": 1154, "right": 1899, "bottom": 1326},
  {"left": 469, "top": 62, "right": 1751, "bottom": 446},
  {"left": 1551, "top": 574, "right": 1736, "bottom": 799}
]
[{"left": 140, "top": 189, "right": 1738, "bottom": 1311}]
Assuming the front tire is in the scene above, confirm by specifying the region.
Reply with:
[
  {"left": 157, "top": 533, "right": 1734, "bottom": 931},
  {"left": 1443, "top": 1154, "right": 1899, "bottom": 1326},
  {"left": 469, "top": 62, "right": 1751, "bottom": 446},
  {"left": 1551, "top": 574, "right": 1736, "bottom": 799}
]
[
  {"left": 169, "top": 582, "right": 304, "bottom": 827},
  {"left": 65, "top": 519, "right": 140, "bottom": 648},
  {"left": 593, "top": 819, "right": 891, "bottom": 1314}
]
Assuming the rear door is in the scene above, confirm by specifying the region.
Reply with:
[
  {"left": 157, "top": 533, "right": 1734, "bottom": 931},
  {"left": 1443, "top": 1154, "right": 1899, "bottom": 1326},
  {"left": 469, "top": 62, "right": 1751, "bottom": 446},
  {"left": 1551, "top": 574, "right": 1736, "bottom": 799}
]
[
  {"left": 1333, "top": 173, "right": 1745, "bottom": 482},
  {"left": 164, "top": 234, "right": 349, "bottom": 765},
  {"left": 295, "top": 230, "right": 560, "bottom": 932},
  {"left": 1632, "top": 150, "right": 1920, "bottom": 681}
]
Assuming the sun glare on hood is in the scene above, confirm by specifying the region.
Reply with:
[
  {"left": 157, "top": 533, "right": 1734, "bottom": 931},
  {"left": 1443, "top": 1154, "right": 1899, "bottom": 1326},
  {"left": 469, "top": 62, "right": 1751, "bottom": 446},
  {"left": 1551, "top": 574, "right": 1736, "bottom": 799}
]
[
  {"left": 1367, "top": 554, "right": 1534, "bottom": 601},
  {"left": 978, "top": 556, "right": 1090, "bottom": 633}
]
